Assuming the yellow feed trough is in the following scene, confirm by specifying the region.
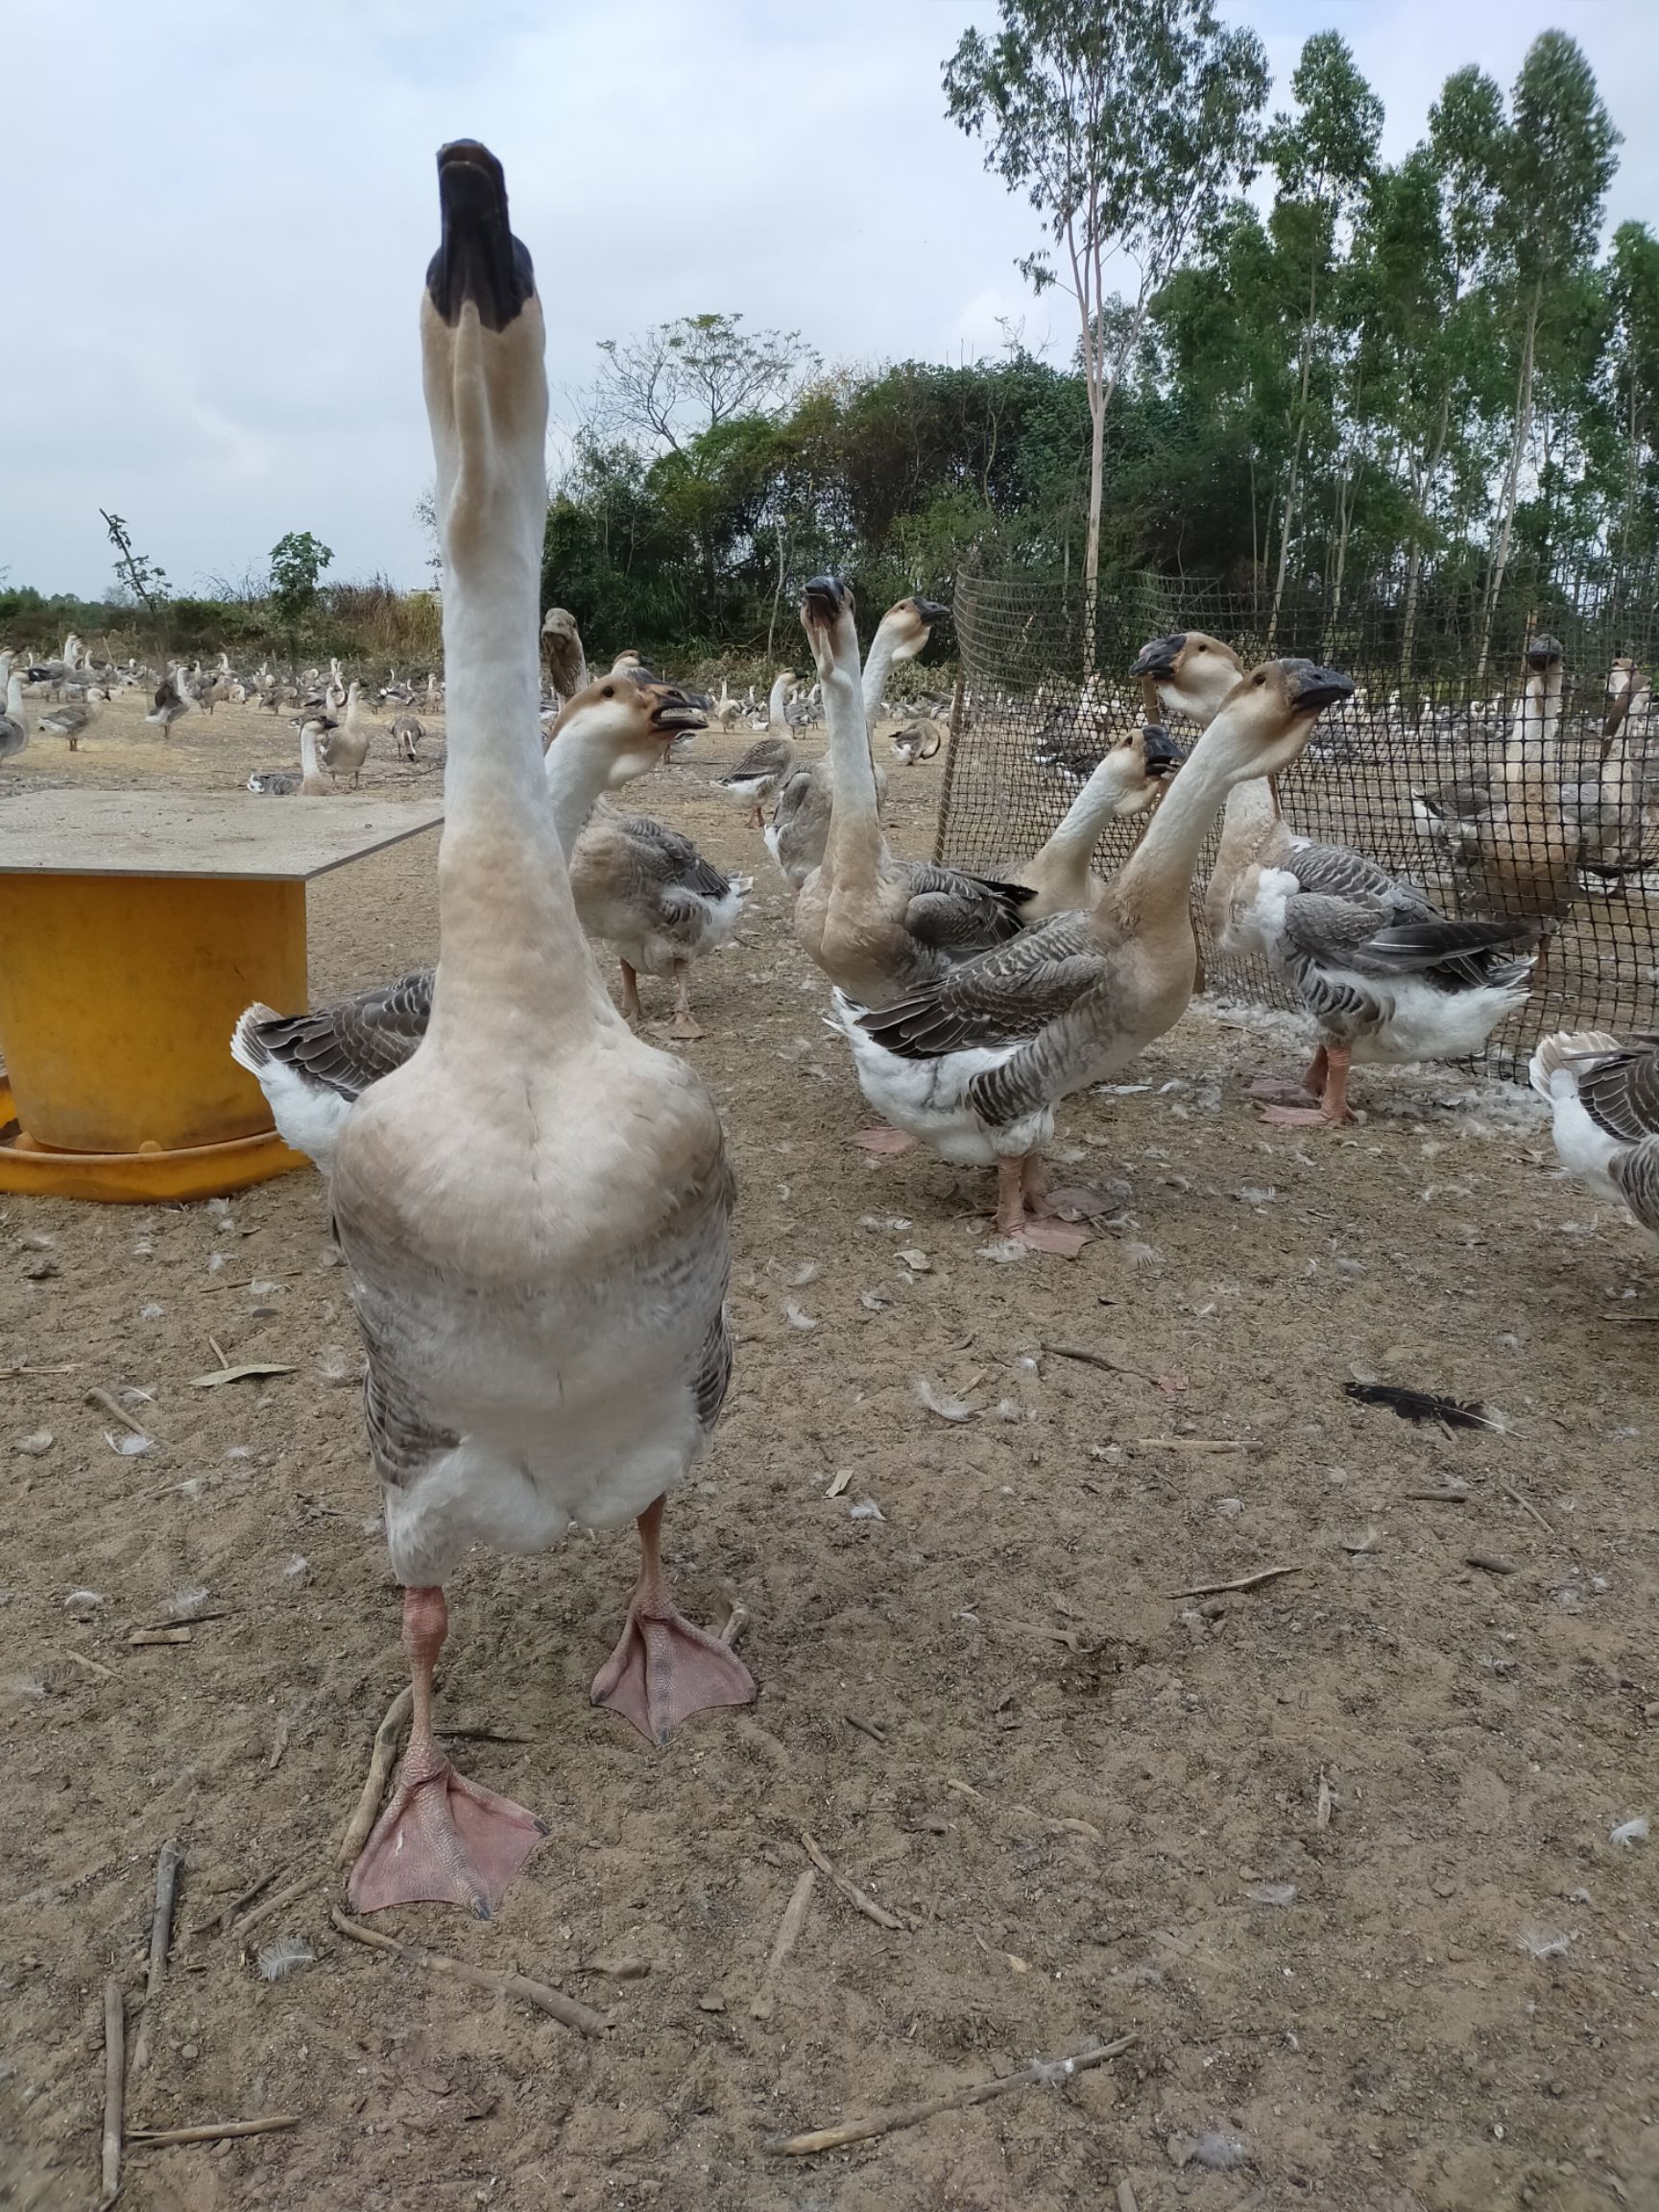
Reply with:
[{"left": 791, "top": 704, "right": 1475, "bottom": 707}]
[{"left": 0, "top": 791, "right": 443, "bottom": 1201}]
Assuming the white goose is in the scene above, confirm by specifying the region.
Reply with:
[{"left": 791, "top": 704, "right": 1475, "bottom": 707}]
[
  {"left": 832, "top": 660, "right": 1352, "bottom": 1244},
  {"left": 1008, "top": 721, "right": 1183, "bottom": 924},
  {"left": 713, "top": 670, "right": 796, "bottom": 827},
  {"left": 1, "top": 670, "right": 29, "bottom": 761},
  {"left": 1529, "top": 1030, "right": 1659, "bottom": 1240},
  {"left": 236, "top": 143, "right": 752, "bottom": 1917}
]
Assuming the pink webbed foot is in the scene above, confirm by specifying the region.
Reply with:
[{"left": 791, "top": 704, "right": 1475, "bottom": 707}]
[
  {"left": 591, "top": 1601, "right": 756, "bottom": 1746},
  {"left": 347, "top": 1760, "right": 547, "bottom": 1919},
  {"left": 850, "top": 1126, "right": 917, "bottom": 1156},
  {"left": 1255, "top": 1102, "right": 1334, "bottom": 1127}
]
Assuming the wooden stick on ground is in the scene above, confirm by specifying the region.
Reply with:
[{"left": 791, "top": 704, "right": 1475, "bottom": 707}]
[
  {"left": 800, "top": 1833, "right": 906, "bottom": 1933},
  {"left": 1169, "top": 1564, "right": 1304, "bottom": 1599},
  {"left": 130, "top": 1839, "right": 183, "bottom": 2077},
  {"left": 85, "top": 1388, "right": 156, "bottom": 1441},
  {"left": 751, "top": 1868, "right": 816, "bottom": 2022},
  {"left": 765, "top": 2035, "right": 1136, "bottom": 2156},
  {"left": 229, "top": 1870, "right": 320, "bottom": 1943},
  {"left": 330, "top": 1909, "right": 612, "bottom": 2038},
  {"left": 128, "top": 2116, "right": 299, "bottom": 2148},
  {"left": 99, "top": 1979, "right": 124, "bottom": 2209},
  {"left": 337, "top": 1685, "right": 413, "bottom": 1869}
]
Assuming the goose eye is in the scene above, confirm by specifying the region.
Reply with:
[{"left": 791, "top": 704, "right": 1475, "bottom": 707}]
[{"left": 601, "top": 684, "right": 614, "bottom": 698}]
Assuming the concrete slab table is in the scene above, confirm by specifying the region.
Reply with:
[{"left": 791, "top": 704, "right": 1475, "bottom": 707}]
[{"left": 0, "top": 791, "right": 443, "bottom": 1201}]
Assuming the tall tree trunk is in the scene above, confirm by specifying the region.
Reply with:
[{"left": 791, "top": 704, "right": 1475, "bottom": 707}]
[
  {"left": 1327, "top": 458, "right": 1358, "bottom": 653},
  {"left": 1477, "top": 283, "right": 1541, "bottom": 678},
  {"left": 1082, "top": 385, "right": 1105, "bottom": 678},
  {"left": 1400, "top": 392, "right": 1453, "bottom": 675},
  {"left": 765, "top": 522, "right": 788, "bottom": 661},
  {"left": 1268, "top": 263, "right": 1321, "bottom": 650}
]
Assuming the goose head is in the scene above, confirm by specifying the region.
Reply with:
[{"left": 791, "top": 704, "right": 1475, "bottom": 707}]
[
  {"left": 872, "top": 593, "right": 946, "bottom": 669},
  {"left": 1129, "top": 630, "right": 1243, "bottom": 729},
  {"left": 1205, "top": 659, "right": 1354, "bottom": 781},
  {"left": 1097, "top": 721, "right": 1185, "bottom": 814},
  {"left": 800, "top": 573, "right": 858, "bottom": 685},
  {"left": 1525, "top": 634, "right": 1564, "bottom": 673},
  {"left": 555, "top": 672, "right": 708, "bottom": 787}
]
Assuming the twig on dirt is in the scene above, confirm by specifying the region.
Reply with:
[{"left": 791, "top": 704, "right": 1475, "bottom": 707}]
[
  {"left": 145, "top": 1609, "right": 231, "bottom": 1630},
  {"left": 1043, "top": 1342, "right": 1157, "bottom": 1384},
  {"left": 128, "top": 2116, "right": 299, "bottom": 2148},
  {"left": 1465, "top": 1551, "right": 1518, "bottom": 1575},
  {"left": 1169, "top": 1565, "right": 1304, "bottom": 1600},
  {"left": 1316, "top": 1769, "right": 1333, "bottom": 1832},
  {"left": 436, "top": 1724, "right": 530, "bottom": 1744},
  {"left": 0, "top": 1362, "right": 77, "bottom": 1375},
  {"left": 844, "top": 1713, "right": 887, "bottom": 1745},
  {"left": 720, "top": 1599, "right": 749, "bottom": 1647},
  {"left": 1501, "top": 1481, "right": 1554, "bottom": 1535},
  {"left": 338, "top": 1685, "right": 413, "bottom": 1869},
  {"left": 202, "top": 1270, "right": 306, "bottom": 1294},
  {"left": 751, "top": 1868, "right": 816, "bottom": 2021},
  {"left": 192, "top": 1866, "right": 279, "bottom": 1939},
  {"left": 801, "top": 1832, "right": 906, "bottom": 1933},
  {"left": 764, "top": 2035, "right": 1136, "bottom": 2156},
  {"left": 191, "top": 1362, "right": 297, "bottom": 1389},
  {"left": 1405, "top": 1486, "right": 1469, "bottom": 1503},
  {"left": 1117, "top": 2184, "right": 1141, "bottom": 2212},
  {"left": 329, "top": 1909, "right": 611, "bottom": 2037},
  {"left": 229, "top": 1870, "right": 319, "bottom": 1941},
  {"left": 128, "top": 1626, "right": 192, "bottom": 1647},
  {"left": 130, "top": 1839, "right": 184, "bottom": 2076},
  {"left": 1136, "top": 1437, "right": 1256, "bottom": 1455},
  {"left": 56, "top": 1645, "right": 115, "bottom": 1680},
  {"left": 207, "top": 1335, "right": 229, "bottom": 1369},
  {"left": 100, "top": 1980, "right": 124, "bottom": 2208},
  {"left": 268, "top": 1714, "right": 291, "bottom": 1771},
  {"left": 85, "top": 1388, "right": 156, "bottom": 1441}
]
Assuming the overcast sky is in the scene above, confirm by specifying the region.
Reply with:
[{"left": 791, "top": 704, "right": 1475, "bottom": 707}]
[{"left": 8, "top": 0, "right": 1655, "bottom": 599}]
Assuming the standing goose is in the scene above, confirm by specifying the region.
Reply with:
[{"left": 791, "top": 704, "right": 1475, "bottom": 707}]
[
  {"left": 38, "top": 697, "right": 93, "bottom": 750},
  {"left": 765, "top": 594, "right": 939, "bottom": 893},
  {"left": 1008, "top": 722, "right": 1183, "bottom": 924},
  {"left": 570, "top": 810, "right": 748, "bottom": 1041},
  {"left": 1135, "top": 631, "right": 1536, "bottom": 1125},
  {"left": 1529, "top": 1031, "right": 1659, "bottom": 1239},
  {"left": 541, "top": 606, "right": 588, "bottom": 709},
  {"left": 832, "top": 660, "right": 1352, "bottom": 1246},
  {"left": 713, "top": 671, "right": 796, "bottom": 827},
  {"left": 145, "top": 668, "right": 189, "bottom": 735},
  {"left": 1465, "top": 637, "right": 1579, "bottom": 939},
  {"left": 241, "top": 142, "right": 752, "bottom": 1917},
  {"left": 791, "top": 578, "right": 1032, "bottom": 1005},
  {"left": 324, "top": 681, "right": 374, "bottom": 787},
  {"left": 1, "top": 670, "right": 29, "bottom": 761}
]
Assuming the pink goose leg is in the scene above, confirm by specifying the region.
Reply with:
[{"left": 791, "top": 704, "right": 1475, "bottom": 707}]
[{"left": 591, "top": 1499, "right": 756, "bottom": 1745}]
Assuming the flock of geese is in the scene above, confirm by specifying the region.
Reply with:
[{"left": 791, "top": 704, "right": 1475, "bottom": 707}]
[{"left": 212, "top": 147, "right": 1659, "bottom": 1922}]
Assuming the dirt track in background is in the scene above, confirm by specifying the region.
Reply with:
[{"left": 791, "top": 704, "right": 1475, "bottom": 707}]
[{"left": 2, "top": 688, "right": 1655, "bottom": 2211}]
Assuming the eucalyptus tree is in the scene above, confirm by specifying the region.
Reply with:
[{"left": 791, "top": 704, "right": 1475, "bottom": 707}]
[
  {"left": 1479, "top": 33, "right": 1619, "bottom": 669},
  {"left": 1606, "top": 222, "right": 1659, "bottom": 565},
  {"left": 944, "top": 0, "right": 1267, "bottom": 664}
]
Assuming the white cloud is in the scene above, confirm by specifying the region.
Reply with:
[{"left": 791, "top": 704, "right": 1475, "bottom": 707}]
[{"left": 7, "top": 0, "right": 1653, "bottom": 596}]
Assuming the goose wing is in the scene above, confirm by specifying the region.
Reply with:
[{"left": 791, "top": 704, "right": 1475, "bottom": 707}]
[
  {"left": 1575, "top": 1038, "right": 1659, "bottom": 1144},
  {"left": 857, "top": 911, "right": 1107, "bottom": 1056},
  {"left": 900, "top": 863, "right": 1036, "bottom": 954},
  {"left": 234, "top": 969, "right": 434, "bottom": 1102},
  {"left": 720, "top": 733, "right": 793, "bottom": 784}
]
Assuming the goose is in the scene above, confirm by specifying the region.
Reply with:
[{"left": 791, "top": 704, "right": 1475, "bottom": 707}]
[
  {"left": 569, "top": 811, "right": 749, "bottom": 1041},
  {"left": 1529, "top": 1030, "right": 1659, "bottom": 1240},
  {"left": 0, "top": 670, "right": 27, "bottom": 762},
  {"left": 1576, "top": 661, "right": 1656, "bottom": 875},
  {"left": 541, "top": 606, "right": 588, "bottom": 707},
  {"left": 711, "top": 677, "right": 745, "bottom": 731},
  {"left": 234, "top": 670, "right": 710, "bottom": 1164},
  {"left": 248, "top": 768, "right": 300, "bottom": 795},
  {"left": 145, "top": 668, "right": 189, "bottom": 735},
  {"left": 1008, "top": 722, "right": 1183, "bottom": 924},
  {"left": 792, "top": 577, "right": 1033, "bottom": 1009},
  {"left": 892, "top": 716, "right": 944, "bottom": 764},
  {"left": 832, "top": 659, "right": 1353, "bottom": 1248},
  {"left": 765, "top": 593, "right": 943, "bottom": 895},
  {"left": 296, "top": 714, "right": 338, "bottom": 796},
  {"left": 323, "top": 681, "right": 374, "bottom": 787},
  {"left": 38, "top": 698, "right": 92, "bottom": 749},
  {"left": 713, "top": 671, "right": 796, "bottom": 827},
  {"left": 1465, "top": 636, "right": 1579, "bottom": 934},
  {"left": 234, "top": 142, "right": 752, "bottom": 1918},
  {"left": 1133, "top": 630, "right": 1536, "bottom": 1125},
  {"left": 391, "top": 711, "right": 425, "bottom": 760}
]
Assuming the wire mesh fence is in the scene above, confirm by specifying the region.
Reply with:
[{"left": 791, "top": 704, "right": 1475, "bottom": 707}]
[{"left": 934, "top": 570, "right": 1659, "bottom": 1073}]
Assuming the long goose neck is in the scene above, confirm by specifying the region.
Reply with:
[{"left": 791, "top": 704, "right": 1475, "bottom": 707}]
[
  {"left": 422, "top": 274, "right": 599, "bottom": 1035},
  {"left": 1214, "top": 775, "right": 1282, "bottom": 877},
  {"left": 822, "top": 647, "right": 882, "bottom": 874},
  {"left": 860, "top": 620, "right": 902, "bottom": 725},
  {"left": 767, "top": 672, "right": 791, "bottom": 727},
  {"left": 541, "top": 707, "right": 631, "bottom": 857},
  {"left": 1113, "top": 733, "right": 1249, "bottom": 930}
]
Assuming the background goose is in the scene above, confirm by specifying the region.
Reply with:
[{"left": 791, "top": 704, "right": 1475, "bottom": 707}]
[
  {"left": 571, "top": 811, "right": 749, "bottom": 1040},
  {"left": 892, "top": 716, "right": 944, "bottom": 763},
  {"left": 38, "top": 697, "right": 92, "bottom": 749},
  {"left": 765, "top": 594, "right": 938, "bottom": 892},
  {"left": 1530, "top": 1030, "right": 1659, "bottom": 1238},
  {"left": 832, "top": 660, "right": 1353, "bottom": 1247},
  {"left": 1134, "top": 630, "right": 1536, "bottom": 1125},
  {"left": 541, "top": 605, "right": 588, "bottom": 708},
  {"left": 324, "top": 681, "right": 374, "bottom": 786},
  {"left": 391, "top": 711, "right": 425, "bottom": 759},
  {"left": 714, "top": 671, "right": 796, "bottom": 826},
  {"left": 145, "top": 667, "right": 189, "bottom": 734},
  {"left": 790, "top": 576, "right": 1031, "bottom": 1008},
  {"left": 0, "top": 670, "right": 29, "bottom": 761},
  {"left": 240, "top": 142, "right": 752, "bottom": 1918},
  {"left": 1009, "top": 721, "right": 1183, "bottom": 923}
]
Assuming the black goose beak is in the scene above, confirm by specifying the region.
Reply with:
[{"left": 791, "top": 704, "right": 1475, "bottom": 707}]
[
  {"left": 428, "top": 139, "right": 535, "bottom": 330},
  {"left": 1129, "top": 633, "right": 1186, "bottom": 681},
  {"left": 914, "top": 597, "right": 949, "bottom": 626},
  {"left": 802, "top": 575, "right": 851, "bottom": 627},
  {"left": 644, "top": 685, "right": 708, "bottom": 735},
  {"left": 1526, "top": 634, "right": 1564, "bottom": 669},
  {"left": 1142, "top": 723, "right": 1184, "bottom": 773},
  {"left": 1286, "top": 661, "right": 1355, "bottom": 713}
]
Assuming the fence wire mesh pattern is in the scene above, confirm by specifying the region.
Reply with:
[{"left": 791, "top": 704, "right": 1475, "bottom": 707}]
[{"left": 932, "top": 573, "right": 1659, "bottom": 1074}]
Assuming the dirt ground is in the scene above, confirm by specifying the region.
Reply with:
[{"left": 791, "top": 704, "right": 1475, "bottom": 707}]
[{"left": 2, "top": 689, "right": 1656, "bottom": 2212}]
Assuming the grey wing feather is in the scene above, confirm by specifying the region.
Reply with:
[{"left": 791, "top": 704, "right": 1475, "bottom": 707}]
[
  {"left": 245, "top": 970, "right": 434, "bottom": 1100},
  {"left": 1289, "top": 841, "right": 1431, "bottom": 913},
  {"left": 722, "top": 734, "right": 792, "bottom": 783},
  {"left": 859, "top": 913, "right": 1106, "bottom": 1057},
  {"left": 614, "top": 813, "right": 731, "bottom": 901},
  {"left": 901, "top": 864, "right": 1034, "bottom": 952},
  {"left": 1614, "top": 1137, "right": 1659, "bottom": 1236},
  {"left": 1577, "top": 1042, "right": 1659, "bottom": 1144}
]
